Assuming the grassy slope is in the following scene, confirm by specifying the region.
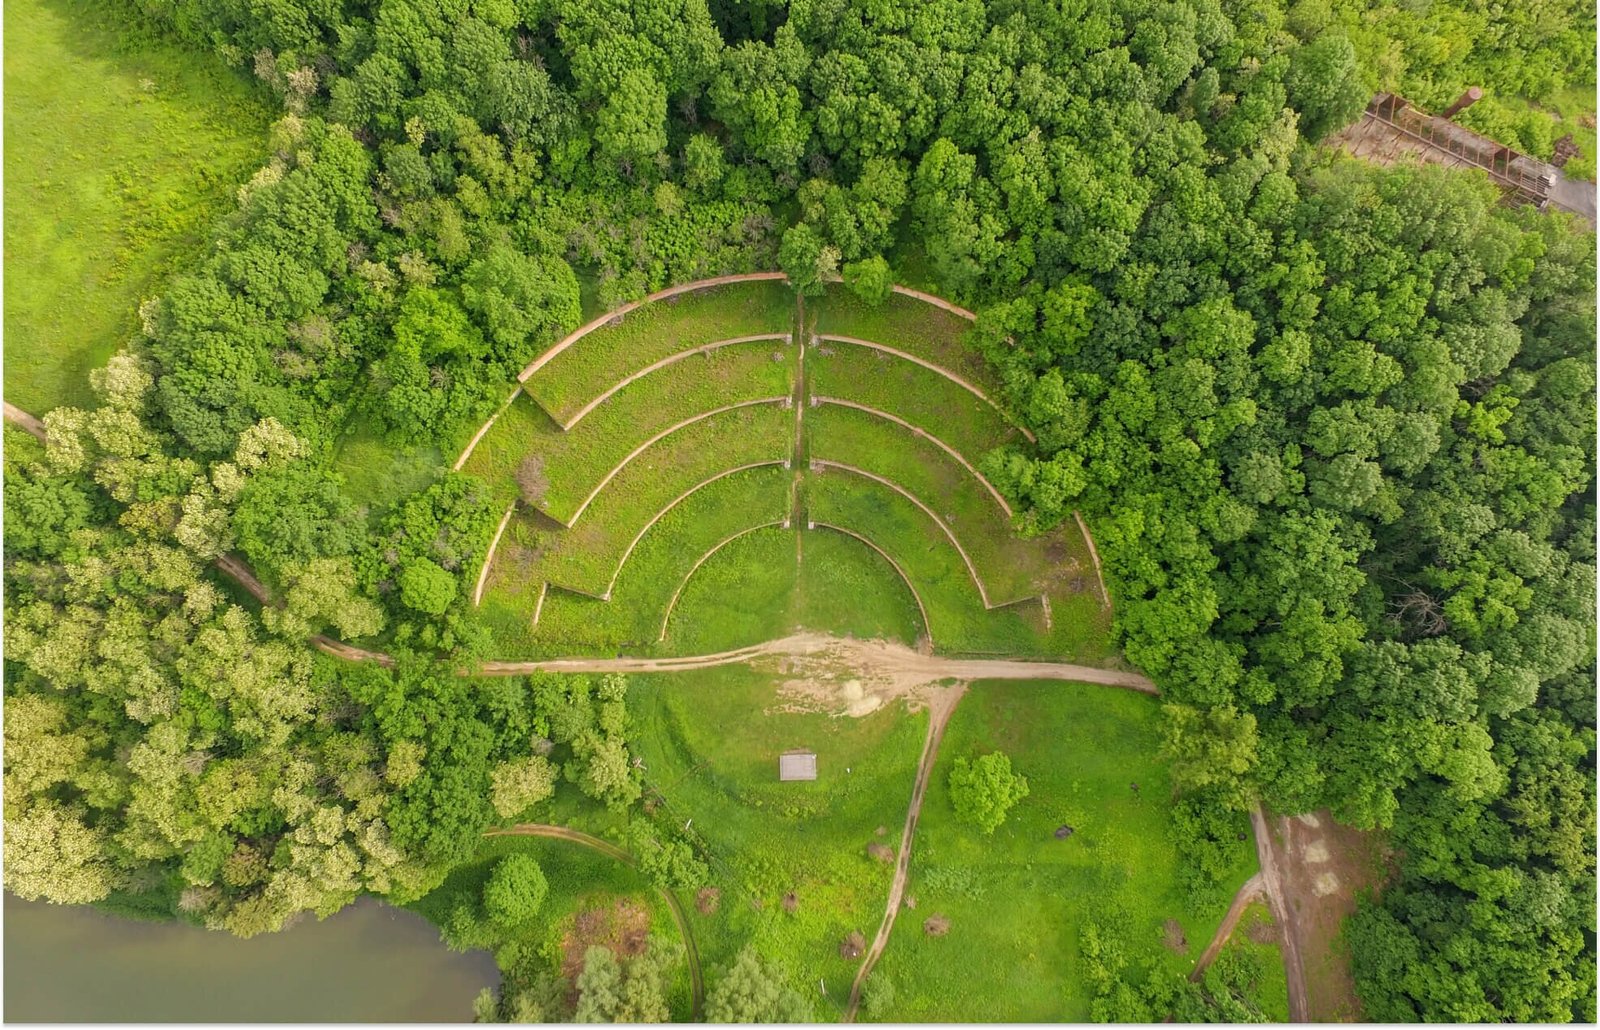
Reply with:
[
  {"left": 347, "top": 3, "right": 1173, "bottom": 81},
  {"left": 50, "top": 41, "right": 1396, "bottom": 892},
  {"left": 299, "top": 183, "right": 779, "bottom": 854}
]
[
  {"left": 813, "top": 284, "right": 996, "bottom": 392},
  {"left": 629, "top": 666, "right": 926, "bottom": 1019},
  {"left": 3, "top": 0, "right": 269, "bottom": 414},
  {"left": 478, "top": 465, "right": 793, "bottom": 656},
  {"left": 1217, "top": 901, "right": 1291, "bottom": 1023},
  {"left": 663, "top": 525, "right": 925, "bottom": 652},
  {"left": 528, "top": 281, "right": 795, "bottom": 421},
  {"left": 868, "top": 680, "right": 1256, "bottom": 1023},
  {"left": 464, "top": 345, "right": 794, "bottom": 517},
  {"left": 808, "top": 343, "right": 1023, "bottom": 462},
  {"left": 535, "top": 404, "right": 792, "bottom": 595},
  {"left": 809, "top": 402, "right": 1051, "bottom": 601}
]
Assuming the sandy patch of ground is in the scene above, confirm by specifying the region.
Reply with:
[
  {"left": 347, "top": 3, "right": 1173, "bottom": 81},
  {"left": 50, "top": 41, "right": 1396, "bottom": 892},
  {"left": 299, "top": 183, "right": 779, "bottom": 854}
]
[{"left": 1265, "top": 809, "right": 1391, "bottom": 1022}]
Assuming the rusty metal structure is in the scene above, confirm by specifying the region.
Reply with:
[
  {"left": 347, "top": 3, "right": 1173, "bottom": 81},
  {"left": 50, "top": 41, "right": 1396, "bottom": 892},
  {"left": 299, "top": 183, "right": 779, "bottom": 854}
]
[{"left": 1357, "top": 92, "right": 1557, "bottom": 206}]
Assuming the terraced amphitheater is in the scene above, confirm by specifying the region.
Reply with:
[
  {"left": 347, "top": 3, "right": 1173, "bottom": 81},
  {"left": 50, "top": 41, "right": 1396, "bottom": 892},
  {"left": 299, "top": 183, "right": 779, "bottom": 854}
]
[{"left": 455, "top": 276, "right": 1115, "bottom": 665}]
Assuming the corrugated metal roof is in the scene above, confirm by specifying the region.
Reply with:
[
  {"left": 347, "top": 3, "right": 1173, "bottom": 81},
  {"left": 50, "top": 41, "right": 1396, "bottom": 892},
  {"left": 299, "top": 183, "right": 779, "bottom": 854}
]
[{"left": 778, "top": 750, "right": 817, "bottom": 781}]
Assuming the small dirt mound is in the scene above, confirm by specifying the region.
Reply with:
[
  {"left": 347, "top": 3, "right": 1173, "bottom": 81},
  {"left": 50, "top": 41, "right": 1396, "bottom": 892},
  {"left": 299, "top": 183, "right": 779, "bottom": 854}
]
[
  {"left": 839, "top": 930, "right": 867, "bottom": 959},
  {"left": 875, "top": 825, "right": 887, "bottom": 836},
  {"left": 695, "top": 887, "right": 721, "bottom": 915},
  {"left": 1247, "top": 918, "right": 1280, "bottom": 945},
  {"left": 1161, "top": 918, "right": 1188, "bottom": 953},
  {"left": 866, "top": 842, "right": 895, "bottom": 864},
  {"left": 924, "top": 914, "right": 951, "bottom": 937},
  {"left": 1054, "top": 825, "right": 1075, "bottom": 839},
  {"left": 782, "top": 891, "right": 799, "bottom": 913}
]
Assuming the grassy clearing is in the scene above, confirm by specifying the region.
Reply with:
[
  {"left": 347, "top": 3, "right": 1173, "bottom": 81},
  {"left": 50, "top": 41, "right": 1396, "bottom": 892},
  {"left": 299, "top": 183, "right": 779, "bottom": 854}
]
[
  {"left": 527, "top": 281, "right": 795, "bottom": 421},
  {"left": 807, "top": 466, "right": 1057, "bottom": 654},
  {"left": 867, "top": 680, "right": 1256, "bottom": 1023},
  {"left": 812, "top": 285, "right": 995, "bottom": 392},
  {"left": 1214, "top": 901, "right": 1290, "bottom": 1022},
  {"left": 808, "top": 344, "right": 1022, "bottom": 462},
  {"left": 466, "top": 345, "right": 794, "bottom": 518},
  {"left": 532, "top": 404, "right": 792, "bottom": 596},
  {"left": 407, "top": 833, "right": 693, "bottom": 1020},
  {"left": 478, "top": 465, "right": 792, "bottom": 657},
  {"left": 332, "top": 415, "right": 446, "bottom": 515},
  {"left": 661, "top": 525, "right": 925, "bottom": 652},
  {"left": 3, "top": 0, "right": 270, "bottom": 414},
  {"left": 629, "top": 666, "right": 927, "bottom": 1018},
  {"left": 808, "top": 402, "right": 1046, "bottom": 602}
]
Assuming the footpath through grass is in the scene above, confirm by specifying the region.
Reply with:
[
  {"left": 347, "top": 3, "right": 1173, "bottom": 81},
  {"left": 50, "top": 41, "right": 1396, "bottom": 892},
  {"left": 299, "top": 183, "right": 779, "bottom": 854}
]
[
  {"left": 4, "top": 0, "right": 270, "bottom": 414},
  {"left": 867, "top": 679, "right": 1257, "bottom": 1022},
  {"left": 629, "top": 666, "right": 926, "bottom": 1019}
]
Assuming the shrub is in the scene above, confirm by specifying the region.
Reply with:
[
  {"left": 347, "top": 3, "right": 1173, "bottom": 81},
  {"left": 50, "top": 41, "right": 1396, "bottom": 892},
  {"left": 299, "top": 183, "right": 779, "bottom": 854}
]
[{"left": 399, "top": 559, "right": 458, "bottom": 614}]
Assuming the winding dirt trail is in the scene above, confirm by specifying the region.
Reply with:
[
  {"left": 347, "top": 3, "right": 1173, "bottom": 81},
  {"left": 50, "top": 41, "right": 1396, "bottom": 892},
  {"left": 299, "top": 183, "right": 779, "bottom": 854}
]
[
  {"left": 1188, "top": 873, "right": 1263, "bottom": 981},
  {"left": 485, "top": 823, "right": 704, "bottom": 1019},
  {"left": 1251, "top": 805, "right": 1310, "bottom": 1021},
  {"left": 844, "top": 683, "right": 967, "bottom": 1022}
]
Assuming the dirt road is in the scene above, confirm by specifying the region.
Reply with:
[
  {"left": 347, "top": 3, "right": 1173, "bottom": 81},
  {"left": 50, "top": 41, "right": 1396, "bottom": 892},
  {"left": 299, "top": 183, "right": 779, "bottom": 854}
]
[
  {"left": 478, "top": 633, "right": 1156, "bottom": 692},
  {"left": 1189, "top": 873, "right": 1263, "bottom": 981},
  {"left": 485, "top": 824, "right": 704, "bottom": 1019},
  {"left": 1251, "top": 806, "right": 1309, "bottom": 1021},
  {"left": 844, "top": 682, "right": 967, "bottom": 1021}
]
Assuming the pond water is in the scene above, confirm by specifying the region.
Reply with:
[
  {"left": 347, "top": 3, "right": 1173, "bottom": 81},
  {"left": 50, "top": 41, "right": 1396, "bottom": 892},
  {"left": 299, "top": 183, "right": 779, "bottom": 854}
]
[{"left": 3, "top": 892, "right": 498, "bottom": 1022}]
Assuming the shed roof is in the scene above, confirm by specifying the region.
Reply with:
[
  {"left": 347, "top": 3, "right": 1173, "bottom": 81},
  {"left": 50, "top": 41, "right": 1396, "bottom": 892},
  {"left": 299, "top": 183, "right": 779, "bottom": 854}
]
[{"left": 778, "top": 750, "right": 817, "bottom": 781}]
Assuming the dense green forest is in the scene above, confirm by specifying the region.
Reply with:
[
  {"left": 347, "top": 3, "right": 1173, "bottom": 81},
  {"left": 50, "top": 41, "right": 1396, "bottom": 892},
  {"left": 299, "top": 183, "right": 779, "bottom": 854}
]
[{"left": 4, "top": 0, "right": 1594, "bottom": 1022}]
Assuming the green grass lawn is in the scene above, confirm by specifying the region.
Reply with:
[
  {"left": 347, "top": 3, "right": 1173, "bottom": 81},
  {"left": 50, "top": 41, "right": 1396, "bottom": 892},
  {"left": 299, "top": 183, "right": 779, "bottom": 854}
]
[
  {"left": 1213, "top": 901, "right": 1290, "bottom": 1022},
  {"left": 527, "top": 281, "right": 795, "bottom": 422},
  {"left": 662, "top": 524, "right": 926, "bottom": 652},
  {"left": 813, "top": 284, "right": 997, "bottom": 393},
  {"left": 332, "top": 415, "right": 447, "bottom": 516},
  {"left": 465, "top": 345, "right": 794, "bottom": 518},
  {"left": 809, "top": 401, "right": 1052, "bottom": 602},
  {"left": 533, "top": 404, "right": 792, "bottom": 596},
  {"left": 478, "top": 465, "right": 793, "bottom": 656},
  {"left": 3, "top": 0, "right": 270, "bottom": 414},
  {"left": 808, "top": 343, "right": 1025, "bottom": 462},
  {"left": 807, "top": 465, "right": 1094, "bottom": 656},
  {"left": 867, "top": 680, "right": 1258, "bottom": 1023},
  {"left": 629, "top": 666, "right": 927, "bottom": 1019}
]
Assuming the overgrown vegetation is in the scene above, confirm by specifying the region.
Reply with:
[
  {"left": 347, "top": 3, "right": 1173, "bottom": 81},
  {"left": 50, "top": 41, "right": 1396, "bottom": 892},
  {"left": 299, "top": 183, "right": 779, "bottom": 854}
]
[{"left": 3, "top": 0, "right": 1592, "bottom": 1023}]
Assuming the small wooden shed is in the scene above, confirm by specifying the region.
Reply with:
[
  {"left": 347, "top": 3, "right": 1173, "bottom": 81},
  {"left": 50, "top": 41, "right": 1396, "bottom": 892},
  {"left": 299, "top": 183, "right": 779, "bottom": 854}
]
[{"left": 778, "top": 749, "right": 817, "bottom": 781}]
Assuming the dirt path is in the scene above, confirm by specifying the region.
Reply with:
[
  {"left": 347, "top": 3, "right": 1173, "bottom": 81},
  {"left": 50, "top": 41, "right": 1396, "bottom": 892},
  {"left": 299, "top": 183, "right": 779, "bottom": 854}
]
[
  {"left": 4, "top": 401, "right": 48, "bottom": 440},
  {"left": 844, "top": 682, "right": 967, "bottom": 1021},
  {"left": 485, "top": 823, "right": 704, "bottom": 1019},
  {"left": 477, "top": 633, "right": 1155, "bottom": 693},
  {"left": 1189, "top": 873, "right": 1263, "bottom": 981},
  {"left": 1251, "top": 806, "right": 1309, "bottom": 1021}
]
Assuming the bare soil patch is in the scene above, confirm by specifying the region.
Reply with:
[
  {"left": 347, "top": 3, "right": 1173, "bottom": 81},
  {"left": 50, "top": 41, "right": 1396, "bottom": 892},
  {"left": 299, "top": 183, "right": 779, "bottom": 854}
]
[
  {"left": 1162, "top": 918, "right": 1189, "bottom": 954},
  {"left": 558, "top": 897, "right": 651, "bottom": 989},
  {"left": 1247, "top": 912, "right": 1280, "bottom": 945},
  {"left": 781, "top": 891, "right": 799, "bottom": 913},
  {"left": 1266, "top": 809, "right": 1390, "bottom": 1022},
  {"left": 694, "top": 887, "right": 721, "bottom": 915},
  {"left": 839, "top": 931, "right": 866, "bottom": 959},
  {"left": 866, "top": 842, "right": 894, "bottom": 864},
  {"left": 923, "top": 914, "right": 951, "bottom": 937}
]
